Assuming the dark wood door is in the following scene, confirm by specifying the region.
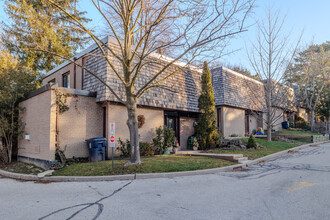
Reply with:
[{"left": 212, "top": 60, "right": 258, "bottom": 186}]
[
  {"left": 245, "top": 115, "right": 249, "bottom": 134},
  {"left": 165, "top": 116, "right": 180, "bottom": 143}
]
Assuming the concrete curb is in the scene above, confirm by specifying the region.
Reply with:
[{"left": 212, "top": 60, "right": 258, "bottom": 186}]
[
  {"left": 0, "top": 164, "right": 246, "bottom": 183},
  {"left": 0, "top": 141, "right": 328, "bottom": 182},
  {"left": 245, "top": 140, "right": 329, "bottom": 167}
]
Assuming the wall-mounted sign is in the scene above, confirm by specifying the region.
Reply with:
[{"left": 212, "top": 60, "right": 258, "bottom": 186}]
[
  {"left": 109, "top": 122, "right": 116, "bottom": 148},
  {"left": 25, "top": 135, "right": 30, "bottom": 140}
]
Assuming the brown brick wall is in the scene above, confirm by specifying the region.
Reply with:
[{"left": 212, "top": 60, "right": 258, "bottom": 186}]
[
  {"left": 18, "top": 89, "right": 56, "bottom": 161},
  {"left": 106, "top": 103, "right": 164, "bottom": 157},
  {"left": 57, "top": 91, "right": 103, "bottom": 158},
  {"left": 18, "top": 88, "right": 103, "bottom": 162}
]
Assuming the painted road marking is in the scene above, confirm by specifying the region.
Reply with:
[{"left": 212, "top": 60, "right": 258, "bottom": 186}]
[{"left": 287, "top": 181, "right": 319, "bottom": 192}]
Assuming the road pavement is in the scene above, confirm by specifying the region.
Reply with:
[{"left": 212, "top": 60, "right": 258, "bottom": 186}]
[{"left": 0, "top": 142, "right": 329, "bottom": 220}]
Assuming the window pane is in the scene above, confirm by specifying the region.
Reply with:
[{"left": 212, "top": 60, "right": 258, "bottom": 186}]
[
  {"left": 67, "top": 73, "right": 70, "bottom": 88},
  {"left": 48, "top": 79, "right": 56, "bottom": 85},
  {"left": 63, "top": 73, "right": 70, "bottom": 88},
  {"left": 167, "top": 118, "right": 174, "bottom": 129}
]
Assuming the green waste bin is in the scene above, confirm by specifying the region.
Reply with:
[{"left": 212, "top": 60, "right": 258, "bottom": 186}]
[{"left": 187, "top": 135, "right": 195, "bottom": 150}]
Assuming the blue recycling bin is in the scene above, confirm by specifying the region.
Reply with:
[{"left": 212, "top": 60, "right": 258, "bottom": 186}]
[
  {"left": 281, "top": 121, "right": 289, "bottom": 129},
  {"left": 86, "top": 137, "right": 107, "bottom": 162}
]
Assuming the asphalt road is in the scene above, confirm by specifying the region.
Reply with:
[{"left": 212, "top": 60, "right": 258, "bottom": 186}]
[{"left": 1, "top": 142, "right": 329, "bottom": 220}]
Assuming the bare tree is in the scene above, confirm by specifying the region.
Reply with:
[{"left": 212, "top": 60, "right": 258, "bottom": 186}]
[
  {"left": 247, "top": 7, "right": 300, "bottom": 141},
  {"left": 23, "top": 0, "right": 254, "bottom": 164}
]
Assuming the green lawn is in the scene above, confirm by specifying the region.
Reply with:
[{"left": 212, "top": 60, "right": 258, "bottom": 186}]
[
  {"left": 208, "top": 138, "right": 304, "bottom": 160},
  {"left": 53, "top": 155, "right": 235, "bottom": 176},
  {"left": 0, "top": 162, "right": 44, "bottom": 175},
  {"left": 275, "top": 129, "right": 320, "bottom": 137}
]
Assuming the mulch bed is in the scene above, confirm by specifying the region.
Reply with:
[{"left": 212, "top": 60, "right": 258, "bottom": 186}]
[{"left": 0, "top": 161, "right": 44, "bottom": 175}]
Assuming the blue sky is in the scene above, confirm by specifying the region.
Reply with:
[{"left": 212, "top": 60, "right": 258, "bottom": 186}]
[
  {"left": 0, "top": 0, "right": 329, "bottom": 72},
  {"left": 221, "top": 0, "right": 330, "bottom": 70}
]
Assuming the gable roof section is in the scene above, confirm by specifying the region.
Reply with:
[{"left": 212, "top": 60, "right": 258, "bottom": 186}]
[
  {"left": 212, "top": 67, "right": 266, "bottom": 111},
  {"left": 79, "top": 38, "right": 203, "bottom": 112},
  {"left": 42, "top": 36, "right": 203, "bottom": 112},
  {"left": 100, "top": 50, "right": 203, "bottom": 112}
]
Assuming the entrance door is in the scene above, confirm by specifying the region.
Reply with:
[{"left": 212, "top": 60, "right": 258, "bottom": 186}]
[
  {"left": 165, "top": 115, "right": 180, "bottom": 143},
  {"left": 245, "top": 114, "right": 249, "bottom": 135}
]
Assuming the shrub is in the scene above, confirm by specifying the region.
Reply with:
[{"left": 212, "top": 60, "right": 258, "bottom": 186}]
[
  {"left": 211, "top": 130, "right": 222, "bottom": 147},
  {"left": 153, "top": 127, "right": 164, "bottom": 154},
  {"left": 163, "top": 126, "right": 176, "bottom": 150},
  {"left": 295, "top": 116, "right": 309, "bottom": 129},
  {"left": 247, "top": 135, "right": 257, "bottom": 149},
  {"left": 289, "top": 121, "right": 293, "bottom": 128},
  {"left": 117, "top": 138, "right": 130, "bottom": 158},
  {"left": 230, "top": 134, "right": 239, "bottom": 137},
  {"left": 117, "top": 139, "right": 155, "bottom": 157},
  {"left": 153, "top": 126, "right": 176, "bottom": 155},
  {"left": 140, "top": 142, "right": 154, "bottom": 156}
]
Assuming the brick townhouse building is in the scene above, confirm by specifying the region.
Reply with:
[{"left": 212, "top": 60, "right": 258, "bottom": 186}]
[{"left": 17, "top": 36, "right": 302, "bottom": 168}]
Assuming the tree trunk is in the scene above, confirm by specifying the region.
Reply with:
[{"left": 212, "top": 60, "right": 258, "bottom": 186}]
[
  {"left": 267, "top": 122, "right": 272, "bottom": 142},
  {"left": 7, "top": 145, "right": 12, "bottom": 164},
  {"left": 126, "top": 96, "right": 141, "bottom": 165},
  {"left": 266, "top": 83, "right": 272, "bottom": 142},
  {"left": 311, "top": 109, "right": 315, "bottom": 132}
]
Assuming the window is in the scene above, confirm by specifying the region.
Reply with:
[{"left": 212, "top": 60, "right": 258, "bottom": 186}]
[
  {"left": 48, "top": 78, "right": 56, "bottom": 85},
  {"left": 62, "top": 72, "right": 70, "bottom": 88},
  {"left": 217, "top": 108, "right": 221, "bottom": 128}
]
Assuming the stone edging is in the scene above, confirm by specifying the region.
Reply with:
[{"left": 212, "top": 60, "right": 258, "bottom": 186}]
[{"left": 0, "top": 141, "right": 328, "bottom": 182}]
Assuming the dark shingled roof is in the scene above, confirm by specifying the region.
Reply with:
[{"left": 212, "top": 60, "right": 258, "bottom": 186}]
[
  {"left": 83, "top": 39, "right": 203, "bottom": 112},
  {"left": 212, "top": 67, "right": 266, "bottom": 111}
]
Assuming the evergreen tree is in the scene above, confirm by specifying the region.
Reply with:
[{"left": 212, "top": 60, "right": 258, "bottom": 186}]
[
  {"left": 2, "top": 0, "right": 90, "bottom": 73},
  {"left": 247, "top": 135, "right": 257, "bottom": 149},
  {"left": 196, "top": 61, "right": 219, "bottom": 150}
]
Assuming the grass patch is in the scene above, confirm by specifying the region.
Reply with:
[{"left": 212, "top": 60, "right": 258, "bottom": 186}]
[
  {"left": 53, "top": 155, "right": 235, "bottom": 176},
  {"left": 275, "top": 130, "right": 320, "bottom": 137},
  {"left": 0, "top": 162, "right": 44, "bottom": 175},
  {"left": 208, "top": 138, "right": 304, "bottom": 160}
]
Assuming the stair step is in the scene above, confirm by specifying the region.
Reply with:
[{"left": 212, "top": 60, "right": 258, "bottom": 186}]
[
  {"left": 176, "top": 150, "right": 200, "bottom": 155},
  {"left": 176, "top": 151, "right": 247, "bottom": 163},
  {"left": 236, "top": 157, "right": 249, "bottom": 164},
  {"left": 236, "top": 157, "right": 248, "bottom": 161}
]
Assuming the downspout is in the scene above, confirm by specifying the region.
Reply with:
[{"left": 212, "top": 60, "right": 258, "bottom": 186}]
[
  {"left": 56, "top": 104, "right": 59, "bottom": 150},
  {"left": 82, "top": 57, "right": 86, "bottom": 89},
  {"left": 73, "top": 57, "right": 77, "bottom": 89}
]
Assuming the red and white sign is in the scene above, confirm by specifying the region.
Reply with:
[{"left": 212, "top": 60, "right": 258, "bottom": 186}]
[{"left": 109, "top": 122, "right": 116, "bottom": 148}]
